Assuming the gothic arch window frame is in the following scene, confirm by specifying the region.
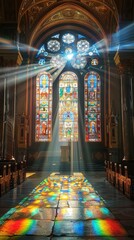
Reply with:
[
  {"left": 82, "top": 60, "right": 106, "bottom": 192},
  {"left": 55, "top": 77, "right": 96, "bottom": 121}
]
[{"left": 35, "top": 30, "right": 104, "bottom": 143}]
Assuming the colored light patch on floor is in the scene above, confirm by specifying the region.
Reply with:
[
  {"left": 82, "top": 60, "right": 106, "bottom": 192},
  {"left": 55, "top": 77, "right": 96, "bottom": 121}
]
[
  {"left": 63, "top": 193, "right": 100, "bottom": 201},
  {"left": 54, "top": 220, "right": 127, "bottom": 237},
  {"left": 0, "top": 173, "right": 128, "bottom": 238},
  {"left": 56, "top": 206, "right": 114, "bottom": 220},
  {"left": 91, "top": 219, "right": 127, "bottom": 236},
  {"left": 9, "top": 206, "right": 56, "bottom": 220},
  {"left": 17, "top": 198, "right": 58, "bottom": 208},
  {"left": 0, "top": 219, "right": 54, "bottom": 236},
  {"left": 84, "top": 192, "right": 102, "bottom": 201},
  {"left": 67, "top": 199, "right": 104, "bottom": 208},
  {"left": 0, "top": 207, "right": 18, "bottom": 221},
  {"left": 0, "top": 219, "right": 37, "bottom": 236}
]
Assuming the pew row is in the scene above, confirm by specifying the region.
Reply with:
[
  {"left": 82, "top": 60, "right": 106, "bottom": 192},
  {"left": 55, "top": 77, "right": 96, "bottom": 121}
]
[{"left": 0, "top": 160, "right": 26, "bottom": 197}]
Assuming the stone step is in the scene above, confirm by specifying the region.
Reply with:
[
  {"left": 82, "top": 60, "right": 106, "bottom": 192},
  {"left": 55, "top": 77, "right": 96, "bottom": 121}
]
[{"left": 27, "top": 156, "right": 104, "bottom": 172}]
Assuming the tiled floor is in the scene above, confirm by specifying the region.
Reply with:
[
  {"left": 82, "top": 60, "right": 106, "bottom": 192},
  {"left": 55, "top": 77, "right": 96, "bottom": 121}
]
[{"left": 0, "top": 171, "right": 134, "bottom": 239}]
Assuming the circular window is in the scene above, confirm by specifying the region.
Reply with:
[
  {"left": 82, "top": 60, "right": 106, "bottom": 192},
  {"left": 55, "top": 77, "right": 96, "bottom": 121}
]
[
  {"left": 91, "top": 59, "right": 99, "bottom": 65},
  {"left": 50, "top": 55, "right": 66, "bottom": 68},
  {"left": 71, "top": 54, "right": 87, "bottom": 69},
  {"left": 62, "top": 33, "right": 75, "bottom": 44},
  {"left": 47, "top": 40, "right": 60, "bottom": 52},
  {"left": 77, "top": 39, "right": 90, "bottom": 53}
]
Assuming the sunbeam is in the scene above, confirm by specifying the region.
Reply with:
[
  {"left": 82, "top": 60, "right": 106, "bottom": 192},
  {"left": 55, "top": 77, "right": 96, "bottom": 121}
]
[
  {"left": 110, "top": 23, "right": 134, "bottom": 52},
  {"left": 92, "top": 23, "right": 134, "bottom": 54},
  {"left": 52, "top": 63, "right": 67, "bottom": 82},
  {"left": 0, "top": 37, "right": 37, "bottom": 52},
  {"left": 0, "top": 63, "right": 57, "bottom": 88}
]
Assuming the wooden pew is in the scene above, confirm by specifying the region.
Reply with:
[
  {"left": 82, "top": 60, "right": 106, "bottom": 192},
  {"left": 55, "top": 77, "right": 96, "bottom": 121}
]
[
  {"left": 0, "top": 163, "right": 6, "bottom": 196},
  {"left": 0, "top": 161, "right": 18, "bottom": 189},
  {"left": 17, "top": 161, "right": 26, "bottom": 184},
  {"left": 10, "top": 162, "right": 18, "bottom": 188},
  {"left": 0, "top": 162, "right": 12, "bottom": 192},
  {"left": 123, "top": 162, "right": 134, "bottom": 199},
  {"left": 114, "top": 163, "right": 119, "bottom": 189},
  {"left": 110, "top": 161, "right": 116, "bottom": 186},
  {"left": 118, "top": 163, "right": 126, "bottom": 193},
  {"left": 0, "top": 159, "right": 27, "bottom": 196}
]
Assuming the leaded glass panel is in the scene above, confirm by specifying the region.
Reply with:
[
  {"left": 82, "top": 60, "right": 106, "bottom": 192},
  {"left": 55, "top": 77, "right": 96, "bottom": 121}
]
[
  {"left": 84, "top": 72, "right": 101, "bottom": 142},
  {"left": 47, "top": 39, "right": 60, "bottom": 52},
  {"left": 35, "top": 72, "right": 52, "bottom": 142},
  {"left": 62, "top": 33, "right": 75, "bottom": 44},
  {"left": 71, "top": 54, "right": 87, "bottom": 69},
  {"left": 77, "top": 39, "right": 90, "bottom": 53},
  {"left": 59, "top": 71, "right": 78, "bottom": 142}
]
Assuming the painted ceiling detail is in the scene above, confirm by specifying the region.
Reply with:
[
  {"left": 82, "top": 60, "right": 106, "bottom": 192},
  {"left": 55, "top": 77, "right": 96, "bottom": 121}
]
[
  {"left": 19, "top": 0, "right": 57, "bottom": 17},
  {"left": 18, "top": 0, "right": 57, "bottom": 30},
  {"left": 18, "top": 0, "right": 119, "bottom": 42},
  {"left": 80, "top": 0, "right": 117, "bottom": 11},
  {"left": 44, "top": 9, "right": 90, "bottom": 24},
  {"left": 37, "top": 9, "right": 101, "bottom": 41},
  {"left": 28, "top": 3, "right": 46, "bottom": 26},
  {"left": 80, "top": 0, "right": 118, "bottom": 26}
]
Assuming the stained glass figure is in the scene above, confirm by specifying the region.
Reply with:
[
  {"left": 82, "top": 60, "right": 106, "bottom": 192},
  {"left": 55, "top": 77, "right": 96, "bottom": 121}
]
[
  {"left": 35, "top": 72, "right": 52, "bottom": 142},
  {"left": 59, "top": 71, "right": 78, "bottom": 141},
  {"left": 84, "top": 72, "right": 101, "bottom": 142},
  {"left": 62, "top": 33, "right": 75, "bottom": 44},
  {"left": 47, "top": 39, "right": 60, "bottom": 52}
]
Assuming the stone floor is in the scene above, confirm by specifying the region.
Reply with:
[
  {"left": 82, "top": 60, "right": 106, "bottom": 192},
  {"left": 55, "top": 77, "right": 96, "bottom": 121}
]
[{"left": 0, "top": 171, "right": 134, "bottom": 239}]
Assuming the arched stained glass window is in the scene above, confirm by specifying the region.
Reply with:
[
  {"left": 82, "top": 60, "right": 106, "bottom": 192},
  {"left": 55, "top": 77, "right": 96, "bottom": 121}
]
[
  {"left": 59, "top": 71, "right": 78, "bottom": 142},
  {"left": 35, "top": 72, "right": 52, "bottom": 142},
  {"left": 36, "top": 31, "right": 102, "bottom": 144},
  {"left": 84, "top": 71, "right": 101, "bottom": 142}
]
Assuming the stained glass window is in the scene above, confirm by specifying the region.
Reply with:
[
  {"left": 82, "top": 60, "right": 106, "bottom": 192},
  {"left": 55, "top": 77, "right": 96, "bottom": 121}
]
[
  {"left": 62, "top": 33, "right": 75, "bottom": 44},
  {"left": 50, "top": 55, "right": 66, "bottom": 68},
  {"left": 77, "top": 39, "right": 90, "bottom": 53},
  {"left": 59, "top": 71, "right": 78, "bottom": 142},
  {"left": 47, "top": 39, "right": 60, "bottom": 52},
  {"left": 36, "top": 32, "right": 102, "bottom": 144},
  {"left": 37, "top": 45, "right": 45, "bottom": 57},
  {"left": 35, "top": 72, "right": 52, "bottom": 142},
  {"left": 84, "top": 71, "right": 101, "bottom": 142},
  {"left": 36, "top": 33, "right": 100, "bottom": 70},
  {"left": 38, "top": 58, "right": 45, "bottom": 66},
  {"left": 71, "top": 54, "right": 87, "bottom": 69},
  {"left": 91, "top": 58, "right": 99, "bottom": 66}
]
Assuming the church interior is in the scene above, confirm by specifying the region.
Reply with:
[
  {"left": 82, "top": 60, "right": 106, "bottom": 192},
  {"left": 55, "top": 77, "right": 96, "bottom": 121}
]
[{"left": 0, "top": 0, "right": 134, "bottom": 238}]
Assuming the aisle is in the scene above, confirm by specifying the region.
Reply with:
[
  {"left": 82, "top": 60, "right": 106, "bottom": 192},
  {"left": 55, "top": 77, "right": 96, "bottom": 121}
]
[{"left": 0, "top": 172, "right": 131, "bottom": 239}]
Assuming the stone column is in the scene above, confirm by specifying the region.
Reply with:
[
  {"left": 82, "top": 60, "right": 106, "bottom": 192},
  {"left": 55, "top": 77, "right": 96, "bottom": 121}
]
[{"left": 114, "top": 51, "right": 134, "bottom": 161}]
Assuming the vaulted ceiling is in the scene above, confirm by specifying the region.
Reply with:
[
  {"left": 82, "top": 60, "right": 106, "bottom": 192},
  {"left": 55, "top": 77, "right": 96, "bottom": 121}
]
[
  {"left": 18, "top": 0, "right": 119, "bottom": 46},
  {"left": 0, "top": 0, "right": 133, "bottom": 49}
]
